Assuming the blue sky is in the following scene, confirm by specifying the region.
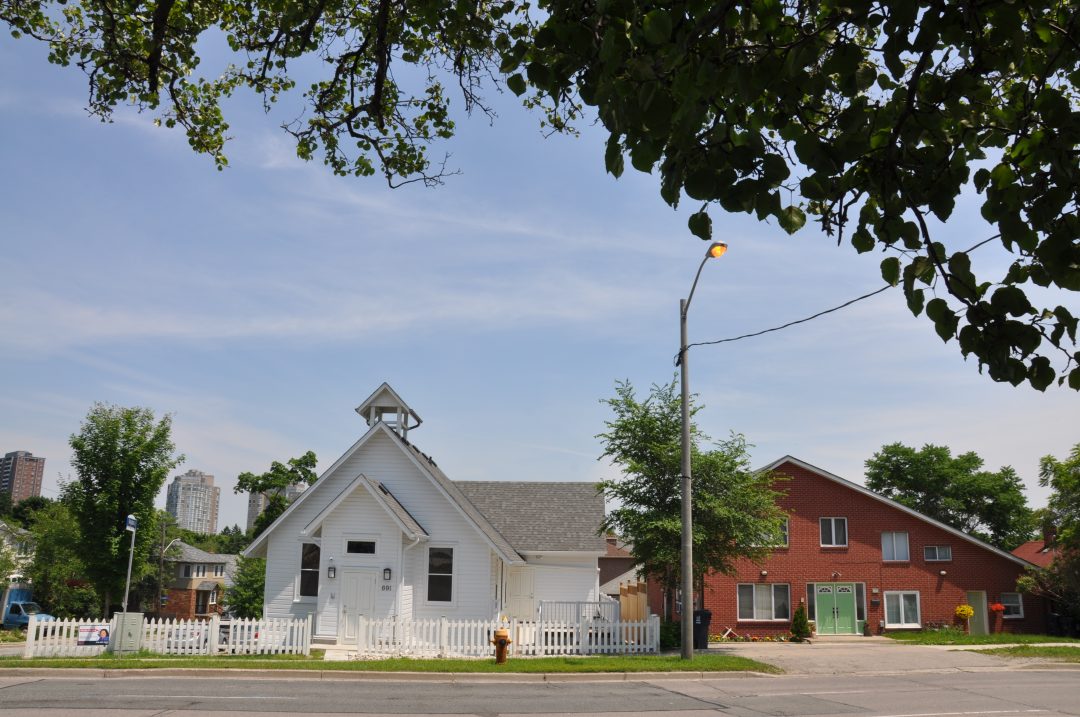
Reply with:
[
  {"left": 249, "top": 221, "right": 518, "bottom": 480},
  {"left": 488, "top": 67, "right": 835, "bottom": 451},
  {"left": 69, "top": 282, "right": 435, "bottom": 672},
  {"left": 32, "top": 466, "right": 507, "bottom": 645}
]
[{"left": 1, "top": 37, "right": 1075, "bottom": 530}]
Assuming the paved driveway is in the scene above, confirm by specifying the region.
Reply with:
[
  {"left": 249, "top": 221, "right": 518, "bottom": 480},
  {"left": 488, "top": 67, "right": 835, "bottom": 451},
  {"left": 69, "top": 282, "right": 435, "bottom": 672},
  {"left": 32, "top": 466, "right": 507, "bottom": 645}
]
[{"left": 705, "top": 635, "right": 1049, "bottom": 675}]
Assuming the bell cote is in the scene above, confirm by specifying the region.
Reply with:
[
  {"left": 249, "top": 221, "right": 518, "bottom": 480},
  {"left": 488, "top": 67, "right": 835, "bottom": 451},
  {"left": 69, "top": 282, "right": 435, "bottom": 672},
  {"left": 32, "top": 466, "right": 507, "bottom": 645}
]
[{"left": 355, "top": 383, "right": 422, "bottom": 438}]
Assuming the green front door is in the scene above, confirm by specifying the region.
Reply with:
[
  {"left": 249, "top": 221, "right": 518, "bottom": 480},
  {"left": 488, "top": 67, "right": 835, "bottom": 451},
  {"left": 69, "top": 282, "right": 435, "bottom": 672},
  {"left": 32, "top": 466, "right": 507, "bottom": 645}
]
[{"left": 815, "top": 583, "right": 858, "bottom": 634}]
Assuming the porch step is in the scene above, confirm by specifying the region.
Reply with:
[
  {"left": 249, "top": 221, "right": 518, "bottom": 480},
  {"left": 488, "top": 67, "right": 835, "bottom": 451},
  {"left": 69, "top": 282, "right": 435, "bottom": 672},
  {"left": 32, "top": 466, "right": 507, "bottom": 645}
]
[{"left": 319, "top": 644, "right": 357, "bottom": 661}]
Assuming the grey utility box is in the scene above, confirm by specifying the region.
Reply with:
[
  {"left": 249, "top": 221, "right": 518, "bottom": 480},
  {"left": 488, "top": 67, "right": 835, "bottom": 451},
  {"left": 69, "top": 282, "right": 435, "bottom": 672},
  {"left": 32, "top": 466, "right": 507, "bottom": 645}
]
[{"left": 111, "top": 612, "right": 143, "bottom": 655}]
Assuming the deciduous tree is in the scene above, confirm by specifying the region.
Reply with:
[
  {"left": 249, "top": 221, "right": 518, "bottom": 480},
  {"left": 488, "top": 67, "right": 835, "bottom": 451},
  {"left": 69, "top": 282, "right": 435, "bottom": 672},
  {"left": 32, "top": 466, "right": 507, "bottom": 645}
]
[
  {"left": 597, "top": 379, "right": 787, "bottom": 612},
  {"left": 224, "top": 555, "right": 266, "bottom": 619},
  {"left": 66, "top": 402, "right": 184, "bottom": 614},
  {"left": 23, "top": 502, "right": 101, "bottom": 618},
  {"left": 864, "top": 442, "right": 1035, "bottom": 550},
  {"left": 3, "top": 1, "right": 1078, "bottom": 388},
  {"left": 235, "top": 451, "right": 318, "bottom": 538}
]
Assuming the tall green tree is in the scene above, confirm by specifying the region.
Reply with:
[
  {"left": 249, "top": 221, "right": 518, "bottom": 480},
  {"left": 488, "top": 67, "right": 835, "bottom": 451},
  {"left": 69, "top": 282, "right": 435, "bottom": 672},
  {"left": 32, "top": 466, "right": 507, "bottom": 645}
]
[
  {"left": 235, "top": 452, "right": 318, "bottom": 539},
  {"left": 1018, "top": 443, "right": 1080, "bottom": 624},
  {"left": 0, "top": 525, "right": 16, "bottom": 584},
  {"left": 224, "top": 555, "right": 266, "bottom": 619},
  {"left": 598, "top": 379, "right": 787, "bottom": 611},
  {"left": 864, "top": 442, "right": 1035, "bottom": 550},
  {"left": 66, "top": 402, "right": 184, "bottom": 614},
  {"left": 3, "top": 1, "right": 1078, "bottom": 390},
  {"left": 11, "top": 496, "right": 53, "bottom": 530},
  {"left": 22, "top": 502, "right": 101, "bottom": 618}
]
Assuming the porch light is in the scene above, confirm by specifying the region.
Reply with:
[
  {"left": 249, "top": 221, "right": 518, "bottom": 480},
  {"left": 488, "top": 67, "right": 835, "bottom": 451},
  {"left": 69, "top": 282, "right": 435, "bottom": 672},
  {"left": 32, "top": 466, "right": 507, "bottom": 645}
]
[
  {"left": 328, "top": 557, "right": 336, "bottom": 579},
  {"left": 939, "top": 570, "right": 947, "bottom": 576},
  {"left": 383, "top": 568, "right": 392, "bottom": 581}
]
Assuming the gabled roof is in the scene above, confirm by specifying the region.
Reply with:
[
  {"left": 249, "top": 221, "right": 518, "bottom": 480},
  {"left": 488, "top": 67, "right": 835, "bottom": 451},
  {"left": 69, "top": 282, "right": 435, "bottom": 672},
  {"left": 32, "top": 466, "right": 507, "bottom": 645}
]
[
  {"left": 1013, "top": 540, "right": 1056, "bottom": 568},
  {"left": 455, "top": 481, "right": 607, "bottom": 554},
  {"left": 301, "top": 472, "right": 429, "bottom": 541},
  {"left": 171, "top": 542, "right": 235, "bottom": 565},
  {"left": 760, "top": 456, "right": 1036, "bottom": 569},
  {"left": 244, "top": 421, "right": 524, "bottom": 565}
]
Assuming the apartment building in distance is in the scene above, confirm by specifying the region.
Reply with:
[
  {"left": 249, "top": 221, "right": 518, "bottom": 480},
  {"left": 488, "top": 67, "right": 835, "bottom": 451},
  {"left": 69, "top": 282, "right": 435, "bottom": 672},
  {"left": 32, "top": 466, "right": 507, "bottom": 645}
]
[
  {"left": 0, "top": 451, "right": 44, "bottom": 503},
  {"left": 166, "top": 469, "right": 221, "bottom": 534},
  {"left": 245, "top": 482, "right": 308, "bottom": 530}
]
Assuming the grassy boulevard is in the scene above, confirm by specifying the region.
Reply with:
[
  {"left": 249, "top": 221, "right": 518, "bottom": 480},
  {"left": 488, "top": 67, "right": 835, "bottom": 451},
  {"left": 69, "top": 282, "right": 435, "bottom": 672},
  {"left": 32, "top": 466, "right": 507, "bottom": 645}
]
[
  {"left": 975, "top": 646, "right": 1080, "bottom": 662},
  {"left": 885, "top": 631, "right": 1080, "bottom": 646},
  {"left": 0, "top": 651, "right": 780, "bottom": 674}
]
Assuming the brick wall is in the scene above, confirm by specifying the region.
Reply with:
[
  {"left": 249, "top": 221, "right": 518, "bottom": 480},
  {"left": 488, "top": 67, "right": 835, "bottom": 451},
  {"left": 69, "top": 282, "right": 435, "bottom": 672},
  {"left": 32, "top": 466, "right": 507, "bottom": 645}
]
[
  {"left": 162, "top": 588, "right": 224, "bottom": 620},
  {"left": 654, "top": 460, "right": 1044, "bottom": 637}
]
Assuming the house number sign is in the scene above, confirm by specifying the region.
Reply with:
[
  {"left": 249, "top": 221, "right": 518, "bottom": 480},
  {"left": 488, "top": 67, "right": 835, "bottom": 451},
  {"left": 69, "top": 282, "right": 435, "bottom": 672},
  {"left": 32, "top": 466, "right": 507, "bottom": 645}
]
[{"left": 381, "top": 585, "right": 392, "bottom": 591}]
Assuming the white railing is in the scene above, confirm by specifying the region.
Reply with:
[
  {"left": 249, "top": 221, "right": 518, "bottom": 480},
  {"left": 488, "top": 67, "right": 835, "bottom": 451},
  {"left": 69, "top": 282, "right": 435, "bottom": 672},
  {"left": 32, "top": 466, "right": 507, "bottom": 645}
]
[
  {"left": 25, "top": 616, "right": 115, "bottom": 658},
  {"left": 25, "top": 614, "right": 312, "bottom": 658},
  {"left": 538, "top": 600, "right": 620, "bottom": 622},
  {"left": 357, "top": 615, "right": 659, "bottom": 658}
]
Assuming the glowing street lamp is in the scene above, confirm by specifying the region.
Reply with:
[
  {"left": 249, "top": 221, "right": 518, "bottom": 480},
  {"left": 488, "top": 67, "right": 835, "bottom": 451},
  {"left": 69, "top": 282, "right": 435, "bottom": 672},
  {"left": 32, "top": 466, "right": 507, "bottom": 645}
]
[{"left": 676, "top": 241, "right": 727, "bottom": 660}]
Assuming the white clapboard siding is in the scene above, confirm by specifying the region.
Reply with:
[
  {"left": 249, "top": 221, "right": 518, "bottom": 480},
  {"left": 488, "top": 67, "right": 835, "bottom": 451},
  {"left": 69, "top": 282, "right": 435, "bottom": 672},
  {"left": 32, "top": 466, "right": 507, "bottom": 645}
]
[
  {"left": 24, "top": 616, "right": 115, "bottom": 658},
  {"left": 357, "top": 615, "right": 659, "bottom": 657}
]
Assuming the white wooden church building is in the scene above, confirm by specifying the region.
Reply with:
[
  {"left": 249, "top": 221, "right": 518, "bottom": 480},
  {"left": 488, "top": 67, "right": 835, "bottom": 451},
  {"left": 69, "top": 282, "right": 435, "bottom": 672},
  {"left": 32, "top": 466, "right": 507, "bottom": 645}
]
[{"left": 245, "top": 384, "right": 607, "bottom": 644}]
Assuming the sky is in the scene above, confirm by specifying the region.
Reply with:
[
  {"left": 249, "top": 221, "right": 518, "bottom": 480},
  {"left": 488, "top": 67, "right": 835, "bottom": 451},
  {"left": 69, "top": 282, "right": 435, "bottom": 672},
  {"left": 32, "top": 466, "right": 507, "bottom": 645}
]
[{"left": 1, "top": 35, "right": 1076, "bottom": 531}]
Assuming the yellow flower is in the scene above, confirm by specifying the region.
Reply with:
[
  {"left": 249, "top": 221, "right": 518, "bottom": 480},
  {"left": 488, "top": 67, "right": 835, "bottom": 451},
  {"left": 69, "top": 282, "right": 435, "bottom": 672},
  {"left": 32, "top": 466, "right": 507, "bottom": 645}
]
[{"left": 955, "top": 604, "right": 975, "bottom": 620}]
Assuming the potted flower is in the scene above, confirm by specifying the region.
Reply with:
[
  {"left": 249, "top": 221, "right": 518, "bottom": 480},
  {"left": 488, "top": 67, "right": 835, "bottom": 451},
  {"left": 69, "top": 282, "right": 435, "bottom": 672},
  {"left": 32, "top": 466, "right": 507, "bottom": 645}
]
[
  {"left": 955, "top": 604, "right": 975, "bottom": 633},
  {"left": 989, "top": 602, "right": 1006, "bottom": 614}
]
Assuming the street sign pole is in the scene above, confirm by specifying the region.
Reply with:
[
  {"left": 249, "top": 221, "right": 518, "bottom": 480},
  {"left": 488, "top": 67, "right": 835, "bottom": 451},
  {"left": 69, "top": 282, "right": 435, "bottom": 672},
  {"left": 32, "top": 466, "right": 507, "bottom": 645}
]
[{"left": 121, "top": 514, "right": 137, "bottom": 613}]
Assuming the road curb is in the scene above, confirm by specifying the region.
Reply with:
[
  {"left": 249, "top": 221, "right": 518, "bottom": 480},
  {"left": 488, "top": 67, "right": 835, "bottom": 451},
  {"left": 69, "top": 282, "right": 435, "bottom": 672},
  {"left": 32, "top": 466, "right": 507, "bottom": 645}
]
[{"left": 0, "top": 667, "right": 779, "bottom": 682}]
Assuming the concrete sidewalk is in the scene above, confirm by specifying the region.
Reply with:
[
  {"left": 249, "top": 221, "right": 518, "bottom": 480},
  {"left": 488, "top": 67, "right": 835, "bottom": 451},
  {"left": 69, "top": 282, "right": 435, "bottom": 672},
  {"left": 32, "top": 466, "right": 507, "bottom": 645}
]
[{"left": 703, "top": 635, "right": 1079, "bottom": 675}]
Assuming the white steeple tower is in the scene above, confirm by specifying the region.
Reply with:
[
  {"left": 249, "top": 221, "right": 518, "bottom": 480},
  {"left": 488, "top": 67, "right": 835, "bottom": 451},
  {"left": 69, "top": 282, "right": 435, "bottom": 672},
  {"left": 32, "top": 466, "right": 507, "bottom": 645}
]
[{"left": 355, "top": 383, "right": 422, "bottom": 438}]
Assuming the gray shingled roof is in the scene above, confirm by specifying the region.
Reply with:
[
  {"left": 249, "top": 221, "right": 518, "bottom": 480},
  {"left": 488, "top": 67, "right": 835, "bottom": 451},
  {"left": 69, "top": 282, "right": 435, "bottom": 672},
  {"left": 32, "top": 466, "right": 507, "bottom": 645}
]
[
  {"left": 455, "top": 481, "right": 607, "bottom": 553},
  {"left": 172, "top": 542, "right": 234, "bottom": 564},
  {"left": 390, "top": 432, "right": 524, "bottom": 563},
  {"left": 368, "top": 478, "right": 429, "bottom": 538}
]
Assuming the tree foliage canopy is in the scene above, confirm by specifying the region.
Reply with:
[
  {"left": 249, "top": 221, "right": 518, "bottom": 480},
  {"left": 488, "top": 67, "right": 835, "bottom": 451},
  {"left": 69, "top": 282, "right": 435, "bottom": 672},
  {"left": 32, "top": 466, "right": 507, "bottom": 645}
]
[
  {"left": 66, "top": 402, "right": 184, "bottom": 612},
  {"left": 597, "top": 379, "right": 787, "bottom": 593},
  {"left": 224, "top": 554, "right": 266, "bottom": 619},
  {"left": 23, "top": 501, "right": 102, "bottom": 618},
  {"left": 864, "top": 442, "right": 1035, "bottom": 550},
  {"left": 3, "top": 0, "right": 1078, "bottom": 388},
  {"left": 235, "top": 451, "right": 318, "bottom": 538}
]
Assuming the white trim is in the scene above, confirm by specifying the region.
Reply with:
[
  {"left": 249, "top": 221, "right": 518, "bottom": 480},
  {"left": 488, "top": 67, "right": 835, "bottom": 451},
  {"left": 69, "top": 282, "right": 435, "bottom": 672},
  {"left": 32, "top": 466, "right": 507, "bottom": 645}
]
[
  {"left": 343, "top": 534, "right": 380, "bottom": 557},
  {"left": 883, "top": 590, "right": 921, "bottom": 628},
  {"left": 759, "top": 456, "right": 1037, "bottom": 569},
  {"left": 301, "top": 472, "right": 428, "bottom": 541},
  {"left": 1000, "top": 592, "right": 1024, "bottom": 619},
  {"left": 354, "top": 382, "right": 422, "bottom": 428},
  {"left": 424, "top": 544, "right": 456, "bottom": 607},
  {"left": 820, "top": 517, "right": 848, "bottom": 547},
  {"left": 736, "top": 583, "right": 791, "bottom": 621},
  {"left": 881, "top": 531, "right": 910, "bottom": 562},
  {"left": 295, "top": 539, "right": 321, "bottom": 604},
  {"left": 924, "top": 544, "right": 953, "bottom": 562}
]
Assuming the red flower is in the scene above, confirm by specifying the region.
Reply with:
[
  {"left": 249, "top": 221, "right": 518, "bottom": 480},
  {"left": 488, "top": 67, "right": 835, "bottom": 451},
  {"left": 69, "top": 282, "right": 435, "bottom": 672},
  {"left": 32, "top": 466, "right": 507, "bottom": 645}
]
[{"left": 989, "top": 602, "right": 1006, "bottom": 613}]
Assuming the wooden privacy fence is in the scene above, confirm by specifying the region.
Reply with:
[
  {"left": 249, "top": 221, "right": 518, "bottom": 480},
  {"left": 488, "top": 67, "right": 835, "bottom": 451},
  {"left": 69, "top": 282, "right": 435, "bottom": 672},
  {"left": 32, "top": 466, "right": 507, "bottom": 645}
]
[
  {"left": 25, "top": 614, "right": 312, "bottom": 658},
  {"left": 357, "top": 615, "right": 660, "bottom": 658},
  {"left": 619, "top": 581, "right": 649, "bottom": 622},
  {"left": 538, "top": 599, "right": 620, "bottom": 622}
]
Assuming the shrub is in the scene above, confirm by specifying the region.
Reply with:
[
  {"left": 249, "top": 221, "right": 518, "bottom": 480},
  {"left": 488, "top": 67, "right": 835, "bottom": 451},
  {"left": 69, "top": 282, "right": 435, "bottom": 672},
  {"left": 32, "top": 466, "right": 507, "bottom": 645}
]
[{"left": 791, "top": 603, "right": 812, "bottom": 642}]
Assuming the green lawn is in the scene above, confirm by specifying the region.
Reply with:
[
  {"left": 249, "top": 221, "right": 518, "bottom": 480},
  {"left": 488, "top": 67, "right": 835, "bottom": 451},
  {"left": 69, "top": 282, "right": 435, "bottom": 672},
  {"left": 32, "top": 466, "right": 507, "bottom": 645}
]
[
  {"left": 885, "top": 630, "right": 1080, "bottom": 646},
  {"left": 0, "top": 631, "right": 24, "bottom": 644},
  {"left": 976, "top": 645, "right": 1080, "bottom": 662},
  {"left": 0, "top": 651, "right": 779, "bottom": 673}
]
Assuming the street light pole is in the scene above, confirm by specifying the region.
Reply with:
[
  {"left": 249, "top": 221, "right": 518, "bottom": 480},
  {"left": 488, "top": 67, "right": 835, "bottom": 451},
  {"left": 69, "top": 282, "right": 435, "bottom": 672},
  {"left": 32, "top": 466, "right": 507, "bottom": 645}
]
[
  {"left": 678, "top": 241, "right": 727, "bottom": 660},
  {"left": 122, "top": 514, "right": 137, "bottom": 613}
]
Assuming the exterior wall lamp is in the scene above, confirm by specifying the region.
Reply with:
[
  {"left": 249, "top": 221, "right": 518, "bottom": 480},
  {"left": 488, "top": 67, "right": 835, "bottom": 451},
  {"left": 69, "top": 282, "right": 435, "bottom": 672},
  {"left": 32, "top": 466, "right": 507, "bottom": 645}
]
[
  {"left": 328, "top": 557, "right": 336, "bottom": 579},
  {"left": 383, "top": 568, "right": 392, "bottom": 581}
]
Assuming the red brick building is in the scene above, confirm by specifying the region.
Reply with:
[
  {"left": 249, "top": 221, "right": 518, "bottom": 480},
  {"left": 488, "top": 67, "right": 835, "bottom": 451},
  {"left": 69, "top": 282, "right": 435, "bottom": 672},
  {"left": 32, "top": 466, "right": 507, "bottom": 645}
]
[
  {"left": 654, "top": 456, "right": 1043, "bottom": 637},
  {"left": 161, "top": 542, "right": 237, "bottom": 620}
]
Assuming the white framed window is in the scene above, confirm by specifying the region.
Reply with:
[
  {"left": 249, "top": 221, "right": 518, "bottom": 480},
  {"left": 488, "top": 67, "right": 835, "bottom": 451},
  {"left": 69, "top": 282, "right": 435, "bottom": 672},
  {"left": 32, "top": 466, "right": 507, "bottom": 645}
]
[
  {"left": 209, "top": 589, "right": 217, "bottom": 605},
  {"left": 820, "top": 517, "right": 848, "bottom": 547},
  {"left": 426, "top": 546, "right": 454, "bottom": 603},
  {"left": 298, "top": 542, "right": 320, "bottom": 600},
  {"left": 1001, "top": 592, "right": 1024, "bottom": 618},
  {"left": 194, "top": 564, "right": 206, "bottom": 578},
  {"left": 884, "top": 591, "right": 921, "bottom": 628},
  {"left": 213, "top": 564, "right": 224, "bottom": 576},
  {"left": 182, "top": 564, "right": 191, "bottom": 578},
  {"left": 737, "top": 584, "right": 791, "bottom": 621},
  {"left": 923, "top": 545, "right": 952, "bottom": 561},
  {"left": 778, "top": 518, "right": 789, "bottom": 547},
  {"left": 882, "top": 532, "right": 910, "bottom": 561}
]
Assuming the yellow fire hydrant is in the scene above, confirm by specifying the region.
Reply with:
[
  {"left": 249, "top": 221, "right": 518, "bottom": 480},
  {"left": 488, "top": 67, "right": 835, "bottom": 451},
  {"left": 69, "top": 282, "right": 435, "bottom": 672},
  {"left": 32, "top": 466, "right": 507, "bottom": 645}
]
[{"left": 491, "top": 627, "right": 512, "bottom": 664}]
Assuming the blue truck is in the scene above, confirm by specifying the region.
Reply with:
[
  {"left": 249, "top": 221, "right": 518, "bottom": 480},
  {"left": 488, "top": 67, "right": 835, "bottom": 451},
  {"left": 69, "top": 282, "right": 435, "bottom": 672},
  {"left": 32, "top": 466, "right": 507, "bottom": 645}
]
[{"left": 2, "top": 585, "right": 54, "bottom": 630}]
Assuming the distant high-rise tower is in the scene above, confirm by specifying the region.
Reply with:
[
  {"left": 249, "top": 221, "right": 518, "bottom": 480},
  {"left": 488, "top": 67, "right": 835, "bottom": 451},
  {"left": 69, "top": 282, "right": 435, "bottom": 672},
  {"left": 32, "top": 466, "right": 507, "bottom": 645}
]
[
  {"left": 0, "top": 451, "right": 45, "bottom": 503},
  {"left": 246, "top": 482, "right": 308, "bottom": 530},
  {"left": 166, "top": 469, "right": 221, "bottom": 534}
]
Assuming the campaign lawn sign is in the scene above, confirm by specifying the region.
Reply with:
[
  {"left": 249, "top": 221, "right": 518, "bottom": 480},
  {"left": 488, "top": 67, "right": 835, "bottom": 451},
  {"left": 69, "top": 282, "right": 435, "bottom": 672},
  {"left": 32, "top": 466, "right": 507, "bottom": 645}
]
[{"left": 77, "top": 625, "right": 110, "bottom": 646}]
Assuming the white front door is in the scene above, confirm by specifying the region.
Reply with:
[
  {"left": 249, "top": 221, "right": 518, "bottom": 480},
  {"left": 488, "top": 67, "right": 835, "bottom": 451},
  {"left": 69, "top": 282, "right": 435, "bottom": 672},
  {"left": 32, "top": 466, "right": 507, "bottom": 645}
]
[
  {"left": 506, "top": 566, "right": 535, "bottom": 619},
  {"left": 339, "top": 570, "right": 376, "bottom": 642}
]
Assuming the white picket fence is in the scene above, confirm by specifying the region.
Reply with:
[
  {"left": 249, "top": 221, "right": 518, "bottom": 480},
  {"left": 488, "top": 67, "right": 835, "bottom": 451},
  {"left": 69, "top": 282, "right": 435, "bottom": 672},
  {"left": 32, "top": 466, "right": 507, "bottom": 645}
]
[
  {"left": 25, "top": 614, "right": 312, "bottom": 658},
  {"left": 357, "top": 614, "right": 660, "bottom": 657}
]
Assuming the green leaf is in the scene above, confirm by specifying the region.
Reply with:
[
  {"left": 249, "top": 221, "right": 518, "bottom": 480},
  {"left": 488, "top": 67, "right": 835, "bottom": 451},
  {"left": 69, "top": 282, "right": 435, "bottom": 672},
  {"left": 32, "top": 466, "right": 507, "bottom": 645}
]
[
  {"left": 642, "top": 10, "right": 673, "bottom": 45},
  {"left": 852, "top": 228, "right": 875, "bottom": 253},
  {"left": 777, "top": 205, "right": 805, "bottom": 235},
  {"left": 605, "top": 134, "right": 624, "bottom": 178},
  {"left": 506, "top": 73, "right": 526, "bottom": 96},
  {"left": 1069, "top": 367, "right": 1080, "bottom": 390},
  {"left": 688, "top": 211, "right": 712, "bottom": 240},
  {"left": 1027, "top": 357, "right": 1054, "bottom": 392},
  {"left": 881, "top": 257, "right": 901, "bottom": 286},
  {"left": 907, "top": 288, "right": 925, "bottom": 316}
]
